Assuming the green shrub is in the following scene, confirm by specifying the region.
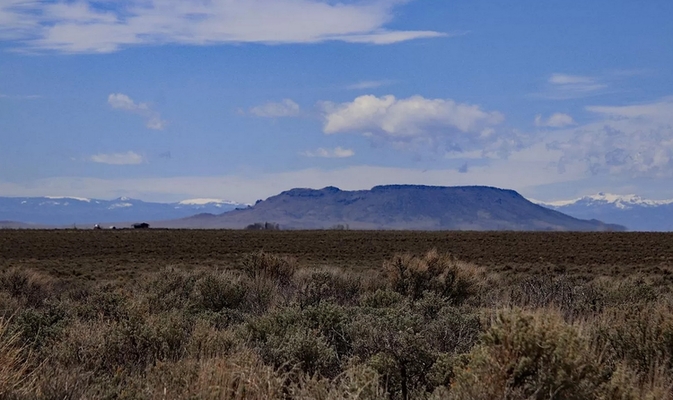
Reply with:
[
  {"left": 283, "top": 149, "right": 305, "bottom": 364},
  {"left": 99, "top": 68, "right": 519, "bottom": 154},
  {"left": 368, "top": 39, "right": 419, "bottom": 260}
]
[
  {"left": 385, "top": 250, "right": 480, "bottom": 304},
  {"left": 73, "top": 285, "right": 129, "bottom": 321},
  {"left": 296, "top": 268, "right": 362, "bottom": 308},
  {"left": 13, "top": 303, "right": 68, "bottom": 351},
  {"left": 192, "top": 272, "right": 246, "bottom": 312},
  {"left": 595, "top": 302, "right": 673, "bottom": 375},
  {"left": 242, "top": 251, "right": 296, "bottom": 287},
  {"left": 66, "top": 309, "right": 195, "bottom": 374},
  {"left": 449, "top": 309, "right": 608, "bottom": 400},
  {"left": 301, "top": 302, "right": 353, "bottom": 360},
  {"left": 244, "top": 307, "right": 303, "bottom": 345},
  {"left": 424, "top": 304, "right": 482, "bottom": 355},
  {"left": 245, "top": 306, "right": 342, "bottom": 378},
  {"left": 265, "top": 326, "right": 339, "bottom": 378},
  {"left": 145, "top": 267, "right": 198, "bottom": 312},
  {"left": 349, "top": 306, "right": 437, "bottom": 399},
  {"left": 244, "top": 274, "right": 281, "bottom": 315},
  {"left": 0, "top": 269, "right": 54, "bottom": 308},
  {"left": 359, "top": 289, "right": 405, "bottom": 309}
]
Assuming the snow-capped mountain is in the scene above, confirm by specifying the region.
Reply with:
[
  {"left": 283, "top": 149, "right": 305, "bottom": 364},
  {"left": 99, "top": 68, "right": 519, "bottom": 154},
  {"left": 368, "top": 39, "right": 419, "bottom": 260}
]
[
  {"left": 0, "top": 196, "right": 248, "bottom": 227},
  {"left": 532, "top": 193, "right": 673, "bottom": 231},
  {"left": 177, "top": 198, "right": 242, "bottom": 206}
]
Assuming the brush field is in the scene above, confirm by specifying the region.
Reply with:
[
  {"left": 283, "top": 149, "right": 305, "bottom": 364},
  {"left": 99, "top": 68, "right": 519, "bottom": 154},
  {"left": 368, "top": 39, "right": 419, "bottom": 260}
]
[{"left": 1, "top": 230, "right": 673, "bottom": 399}]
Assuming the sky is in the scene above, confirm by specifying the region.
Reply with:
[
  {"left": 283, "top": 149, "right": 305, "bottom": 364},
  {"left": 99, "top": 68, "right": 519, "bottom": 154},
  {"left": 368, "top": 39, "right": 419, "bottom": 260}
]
[{"left": 1, "top": 0, "right": 672, "bottom": 203}]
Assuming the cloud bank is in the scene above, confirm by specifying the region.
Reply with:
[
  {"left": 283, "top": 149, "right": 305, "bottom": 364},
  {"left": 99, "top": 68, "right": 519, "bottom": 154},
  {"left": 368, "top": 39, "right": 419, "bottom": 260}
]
[
  {"left": 0, "top": 0, "right": 445, "bottom": 53},
  {"left": 548, "top": 98, "right": 673, "bottom": 177}
]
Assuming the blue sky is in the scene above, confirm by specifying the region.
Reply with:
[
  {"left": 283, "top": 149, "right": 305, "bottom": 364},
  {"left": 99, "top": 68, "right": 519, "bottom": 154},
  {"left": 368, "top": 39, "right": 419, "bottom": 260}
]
[{"left": 1, "top": 0, "right": 672, "bottom": 203}]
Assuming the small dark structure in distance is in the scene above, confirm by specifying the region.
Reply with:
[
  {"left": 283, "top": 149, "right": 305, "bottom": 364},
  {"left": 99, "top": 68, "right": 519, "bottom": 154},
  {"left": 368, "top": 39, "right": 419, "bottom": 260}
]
[{"left": 132, "top": 223, "right": 150, "bottom": 229}]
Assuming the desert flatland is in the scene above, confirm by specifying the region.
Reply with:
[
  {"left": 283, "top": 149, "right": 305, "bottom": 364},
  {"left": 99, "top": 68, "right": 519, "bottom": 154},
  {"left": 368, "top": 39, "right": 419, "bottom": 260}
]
[
  {"left": 2, "top": 230, "right": 673, "bottom": 399},
  {"left": 1, "top": 230, "right": 672, "bottom": 280}
]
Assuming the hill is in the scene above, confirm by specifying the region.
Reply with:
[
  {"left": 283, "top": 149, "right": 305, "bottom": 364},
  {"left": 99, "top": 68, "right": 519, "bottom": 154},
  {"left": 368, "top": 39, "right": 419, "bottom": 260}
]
[
  {"left": 0, "top": 196, "right": 246, "bottom": 226},
  {"left": 0, "top": 220, "right": 49, "bottom": 229},
  {"left": 158, "top": 185, "right": 624, "bottom": 231}
]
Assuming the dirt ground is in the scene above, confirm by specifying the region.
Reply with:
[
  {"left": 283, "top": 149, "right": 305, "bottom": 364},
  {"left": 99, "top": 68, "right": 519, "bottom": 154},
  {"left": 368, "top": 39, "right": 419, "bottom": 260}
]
[{"left": 1, "top": 230, "right": 672, "bottom": 281}]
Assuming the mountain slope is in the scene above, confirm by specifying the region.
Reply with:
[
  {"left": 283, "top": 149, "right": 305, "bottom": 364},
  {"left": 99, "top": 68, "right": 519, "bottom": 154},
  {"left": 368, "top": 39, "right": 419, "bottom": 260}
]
[
  {"left": 0, "top": 196, "right": 247, "bottom": 226},
  {"left": 160, "top": 185, "right": 624, "bottom": 231},
  {"left": 534, "top": 193, "right": 673, "bottom": 231}
]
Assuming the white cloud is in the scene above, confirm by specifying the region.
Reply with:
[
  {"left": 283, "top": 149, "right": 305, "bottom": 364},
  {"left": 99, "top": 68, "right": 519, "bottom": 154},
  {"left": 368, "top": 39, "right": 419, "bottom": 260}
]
[
  {"left": 549, "top": 74, "right": 595, "bottom": 85},
  {"left": 336, "top": 30, "right": 446, "bottom": 45},
  {"left": 0, "top": 161, "right": 583, "bottom": 204},
  {"left": 321, "top": 94, "right": 509, "bottom": 154},
  {"left": 250, "top": 99, "right": 300, "bottom": 118},
  {"left": 0, "top": 93, "right": 42, "bottom": 100},
  {"left": 90, "top": 151, "right": 145, "bottom": 165},
  {"left": 108, "top": 93, "right": 166, "bottom": 130},
  {"left": 346, "top": 80, "right": 394, "bottom": 90},
  {"left": 540, "top": 73, "right": 607, "bottom": 100},
  {"left": 301, "top": 147, "right": 355, "bottom": 158},
  {"left": 0, "top": 0, "right": 445, "bottom": 53},
  {"left": 534, "top": 113, "right": 575, "bottom": 128},
  {"left": 585, "top": 98, "right": 673, "bottom": 122},
  {"left": 547, "top": 98, "right": 673, "bottom": 177}
]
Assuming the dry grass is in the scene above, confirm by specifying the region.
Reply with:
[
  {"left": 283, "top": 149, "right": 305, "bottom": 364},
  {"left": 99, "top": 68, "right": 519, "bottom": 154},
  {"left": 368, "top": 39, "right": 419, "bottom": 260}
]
[
  {"left": 0, "top": 240, "right": 673, "bottom": 399},
  {"left": 0, "top": 318, "right": 34, "bottom": 397}
]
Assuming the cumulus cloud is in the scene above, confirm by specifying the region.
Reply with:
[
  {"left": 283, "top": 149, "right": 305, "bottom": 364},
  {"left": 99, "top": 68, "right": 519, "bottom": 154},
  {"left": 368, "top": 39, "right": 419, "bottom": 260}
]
[
  {"left": 321, "top": 94, "right": 509, "bottom": 154},
  {"left": 108, "top": 93, "right": 166, "bottom": 130},
  {"left": 0, "top": 0, "right": 445, "bottom": 53},
  {"left": 250, "top": 99, "right": 300, "bottom": 118},
  {"left": 534, "top": 113, "right": 575, "bottom": 128},
  {"left": 548, "top": 98, "right": 673, "bottom": 177},
  {"left": 90, "top": 151, "right": 145, "bottom": 165},
  {"left": 301, "top": 147, "right": 355, "bottom": 158}
]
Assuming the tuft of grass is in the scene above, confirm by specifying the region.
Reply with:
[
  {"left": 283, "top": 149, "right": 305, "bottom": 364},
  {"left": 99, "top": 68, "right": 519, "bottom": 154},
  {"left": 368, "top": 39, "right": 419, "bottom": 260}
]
[{"left": 0, "top": 318, "right": 34, "bottom": 397}]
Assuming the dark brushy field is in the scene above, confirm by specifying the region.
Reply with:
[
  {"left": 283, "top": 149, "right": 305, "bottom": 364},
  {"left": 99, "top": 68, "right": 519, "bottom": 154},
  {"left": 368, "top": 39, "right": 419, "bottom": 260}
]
[
  {"left": 2, "top": 230, "right": 673, "bottom": 280},
  {"left": 2, "top": 230, "right": 673, "bottom": 399}
]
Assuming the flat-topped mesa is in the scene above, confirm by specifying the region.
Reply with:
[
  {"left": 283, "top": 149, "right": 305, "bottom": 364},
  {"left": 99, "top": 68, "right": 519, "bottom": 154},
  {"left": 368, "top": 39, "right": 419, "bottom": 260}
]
[
  {"left": 168, "top": 184, "right": 625, "bottom": 231},
  {"left": 280, "top": 186, "right": 342, "bottom": 198}
]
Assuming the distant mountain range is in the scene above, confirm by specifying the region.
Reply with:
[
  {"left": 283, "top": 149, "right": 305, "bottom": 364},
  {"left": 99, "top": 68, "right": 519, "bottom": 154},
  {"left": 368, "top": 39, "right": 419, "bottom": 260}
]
[
  {"left": 0, "top": 196, "right": 247, "bottom": 227},
  {"left": 533, "top": 193, "right": 673, "bottom": 231},
  {"left": 157, "top": 185, "right": 624, "bottom": 231}
]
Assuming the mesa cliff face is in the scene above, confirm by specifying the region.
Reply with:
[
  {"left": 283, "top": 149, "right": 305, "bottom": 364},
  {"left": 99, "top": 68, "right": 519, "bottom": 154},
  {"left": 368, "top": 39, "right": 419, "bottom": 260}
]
[{"left": 159, "top": 185, "right": 625, "bottom": 231}]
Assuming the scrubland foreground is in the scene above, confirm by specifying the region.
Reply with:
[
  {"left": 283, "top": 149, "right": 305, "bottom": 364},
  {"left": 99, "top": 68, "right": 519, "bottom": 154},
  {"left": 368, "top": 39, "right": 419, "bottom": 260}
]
[{"left": 1, "top": 250, "right": 673, "bottom": 399}]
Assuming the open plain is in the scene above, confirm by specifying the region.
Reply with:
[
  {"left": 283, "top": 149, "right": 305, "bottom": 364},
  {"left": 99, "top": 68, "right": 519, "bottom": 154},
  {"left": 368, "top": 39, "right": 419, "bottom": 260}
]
[
  {"left": 2, "top": 230, "right": 673, "bottom": 399},
  {"left": 1, "top": 230, "right": 673, "bottom": 280}
]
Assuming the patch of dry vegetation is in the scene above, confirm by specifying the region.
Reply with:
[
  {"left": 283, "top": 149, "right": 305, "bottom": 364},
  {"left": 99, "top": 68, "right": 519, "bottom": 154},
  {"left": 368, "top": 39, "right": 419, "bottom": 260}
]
[{"left": 1, "top": 249, "right": 673, "bottom": 399}]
